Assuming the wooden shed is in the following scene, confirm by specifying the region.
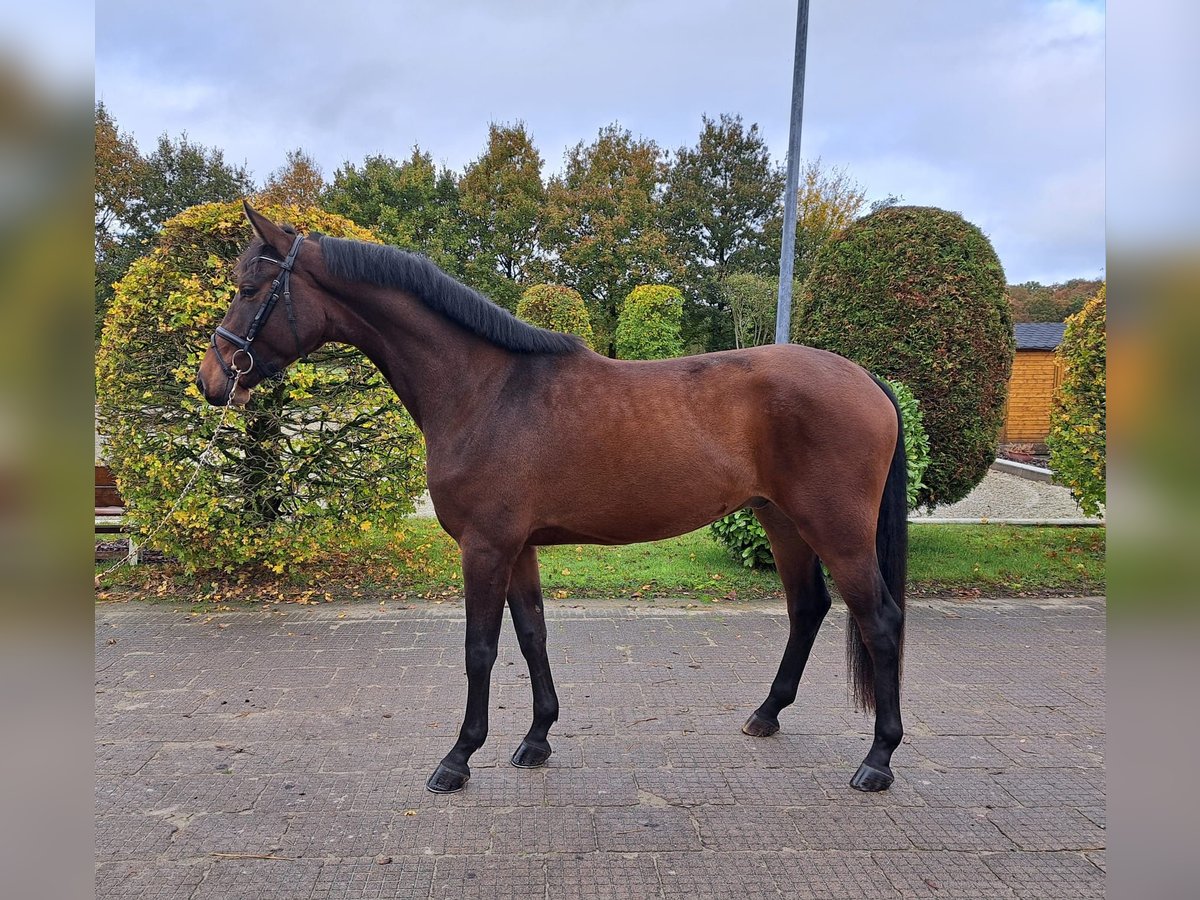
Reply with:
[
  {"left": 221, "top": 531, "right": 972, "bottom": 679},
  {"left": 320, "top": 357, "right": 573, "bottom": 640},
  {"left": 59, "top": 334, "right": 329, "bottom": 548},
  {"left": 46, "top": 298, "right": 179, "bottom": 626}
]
[{"left": 1000, "top": 322, "right": 1066, "bottom": 445}]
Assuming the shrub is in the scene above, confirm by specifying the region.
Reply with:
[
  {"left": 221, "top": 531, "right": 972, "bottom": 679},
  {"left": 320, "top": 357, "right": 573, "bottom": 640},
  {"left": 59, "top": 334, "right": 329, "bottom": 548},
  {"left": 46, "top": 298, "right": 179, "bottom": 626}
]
[
  {"left": 517, "top": 284, "right": 595, "bottom": 349},
  {"left": 614, "top": 284, "right": 685, "bottom": 360},
  {"left": 795, "top": 206, "right": 1014, "bottom": 508},
  {"left": 95, "top": 201, "right": 427, "bottom": 573},
  {"left": 1047, "top": 285, "right": 1106, "bottom": 515},
  {"left": 709, "top": 509, "right": 774, "bottom": 569},
  {"left": 709, "top": 377, "right": 929, "bottom": 567}
]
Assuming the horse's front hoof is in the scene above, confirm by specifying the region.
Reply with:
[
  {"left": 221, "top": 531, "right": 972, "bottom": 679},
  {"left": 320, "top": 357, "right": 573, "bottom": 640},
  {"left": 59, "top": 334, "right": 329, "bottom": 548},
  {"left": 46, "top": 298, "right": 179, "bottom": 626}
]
[
  {"left": 741, "top": 711, "right": 780, "bottom": 737},
  {"left": 426, "top": 762, "right": 470, "bottom": 793},
  {"left": 511, "top": 739, "right": 552, "bottom": 768},
  {"left": 849, "top": 762, "right": 894, "bottom": 792}
]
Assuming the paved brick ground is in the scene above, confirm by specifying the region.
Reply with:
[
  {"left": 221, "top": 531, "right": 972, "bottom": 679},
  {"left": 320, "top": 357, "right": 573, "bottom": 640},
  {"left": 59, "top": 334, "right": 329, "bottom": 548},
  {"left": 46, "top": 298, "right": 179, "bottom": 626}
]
[{"left": 96, "top": 597, "right": 1105, "bottom": 898}]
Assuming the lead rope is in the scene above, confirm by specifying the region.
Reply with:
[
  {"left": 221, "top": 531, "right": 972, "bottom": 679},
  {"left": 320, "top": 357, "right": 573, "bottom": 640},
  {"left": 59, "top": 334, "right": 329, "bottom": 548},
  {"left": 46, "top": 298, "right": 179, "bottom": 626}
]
[{"left": 96, "top": 361, "right": 248, "bottom": 582}]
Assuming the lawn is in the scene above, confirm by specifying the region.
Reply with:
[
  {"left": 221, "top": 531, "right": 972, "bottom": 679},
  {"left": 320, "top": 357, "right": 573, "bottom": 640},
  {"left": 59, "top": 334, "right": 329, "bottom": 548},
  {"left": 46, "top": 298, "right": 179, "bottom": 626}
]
[{"left": 97, "top": 520, "right": 1105, "bottom": 605}]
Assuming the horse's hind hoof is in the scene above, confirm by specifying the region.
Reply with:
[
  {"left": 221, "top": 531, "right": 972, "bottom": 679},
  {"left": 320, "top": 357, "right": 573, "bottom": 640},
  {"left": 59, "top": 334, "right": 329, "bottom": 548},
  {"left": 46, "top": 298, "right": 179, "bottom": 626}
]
[
  {"left": 742, "top": 711, "right": 780, "bottom": 737},
  {"left": 426, "top": 762, "right": 470, "bottom": 793},
  {"left": 850, "top": 762, "right": 894, "bottom": 792},
  {"left": 511, "top": 739, "right": 552, "bottom": 768}
]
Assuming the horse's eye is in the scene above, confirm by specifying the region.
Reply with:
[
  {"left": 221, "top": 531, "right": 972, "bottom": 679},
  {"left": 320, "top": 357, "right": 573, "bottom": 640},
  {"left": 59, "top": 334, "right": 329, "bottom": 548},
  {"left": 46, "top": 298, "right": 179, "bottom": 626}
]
[{"left": 239, "top": 285, "right": 257, "bottom": 297}]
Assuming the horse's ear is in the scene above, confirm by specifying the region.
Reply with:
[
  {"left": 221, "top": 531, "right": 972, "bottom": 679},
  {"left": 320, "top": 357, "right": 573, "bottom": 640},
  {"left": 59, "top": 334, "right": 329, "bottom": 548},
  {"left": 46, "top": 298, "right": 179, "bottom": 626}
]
[{"left": 243, "top": 201, "right": 293, "bottom": 255}]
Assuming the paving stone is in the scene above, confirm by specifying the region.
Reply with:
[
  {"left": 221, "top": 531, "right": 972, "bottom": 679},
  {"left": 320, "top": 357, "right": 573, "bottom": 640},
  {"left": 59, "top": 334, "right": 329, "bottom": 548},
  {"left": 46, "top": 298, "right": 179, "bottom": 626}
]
[
  {"left": 695, "top": 805, "right": 805, "bottom": 851},
  {"left": 545, "top": 853, "right": 662, "bottom": 900},
  {"left": 94, "top": 860, "right": 208, "bottom": 899},
  {"left": 191, "top": 858, "right": 323, "bottom": 900},
  {"left": 310, "top": 855, "right": 437, "bottom": 899},
  {"left": 487, "top": 806, "right": 597, "bottom": 853},
  {"left": 983, "top": 851, "right": 1106, "bottom": 898},
  {"left": 430, "top": 854, "right": 545, "bottom": 899},
  {"left": 595, "top": 806, "right": 702, "bottom": 852},
  {"left": 760, "top": 850, "right": 902, "bottom": 898},
  {"left": 987, "top": 807, "right": 1106, "bottom": 851},
  {"left": 95, "top": 599, "right": 1105, "bottom": 898},
  {"left": 656, "top": 851, "right": 779, "bottom": 899},
  {"left": 887, "top": 807, "right": 1017, "bottom": 852},
  {"left": 789, "top": 806, "right": 914, "bottom": 851},
  {"left": 874, "top": 850, "right": 1017, "bottom": 896}
]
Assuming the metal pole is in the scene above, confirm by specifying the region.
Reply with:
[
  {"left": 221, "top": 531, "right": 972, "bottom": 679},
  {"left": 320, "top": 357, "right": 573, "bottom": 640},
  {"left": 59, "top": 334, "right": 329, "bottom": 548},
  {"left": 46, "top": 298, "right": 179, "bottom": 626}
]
[{"left": 775, "top": 0, "right": 810, "bottom": 344}]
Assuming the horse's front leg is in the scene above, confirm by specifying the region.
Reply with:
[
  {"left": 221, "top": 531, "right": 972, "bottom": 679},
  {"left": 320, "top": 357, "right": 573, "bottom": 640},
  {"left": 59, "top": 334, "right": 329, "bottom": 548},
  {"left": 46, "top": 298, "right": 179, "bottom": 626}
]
[
  {"left": 426, "top": 537, "right": 518, "bottom": 793},
  {"left": 506, "top": 545, "right": 560, "bottom": 768}
]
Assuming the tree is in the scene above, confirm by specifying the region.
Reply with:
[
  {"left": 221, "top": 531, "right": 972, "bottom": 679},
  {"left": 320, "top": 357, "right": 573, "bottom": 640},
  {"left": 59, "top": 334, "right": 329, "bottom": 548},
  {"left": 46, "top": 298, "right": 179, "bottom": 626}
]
[
  {"left": 796, "top": 206, "right": 1014, "bottom": 508},
  {"left": 95, "top": 201, "right": 426, "bottom": 572},
  {"left": 323, "top": 148, "right": 464, "bottom": 275},
  {"left": 722, "top": 272, "right": 800, "bottom": 350},
  {"left": 94, "top": 101, "right": 143, "bottom": 245},
  {"left": 1048, "top": 286, "right": 1106, "bottom": 515},
  {"left": 134, "top": 131, "right": 255, "bottom": 244},
  {"left": 93, "top": 107, "right": 254, "bottom": 336},
  {"left": 615, "top": 285, "right": 685, "bottom": 360},
  {"left": 1006, "top": 278, "right": 1104, "bottom": 323},
  {"left": 517, "top": 285, "right": 594, "bottom": 349},
  {"left": 661, "top": 114, "right": 784, "bottom": 350},
  {"left": 257, "top": 148, "right": 325, "bottom": 208},
  {"left": 95, "top": 102, "right": 145, "bottom": 334},
  {"left": 459, "top": 123, "right": 546, "bottom": 312},
  {"left": 542, "top": 125, "right": 674, "bottom": 354},
  {"left": 763, "top": 158, "right": 867, "bottom": 285}
]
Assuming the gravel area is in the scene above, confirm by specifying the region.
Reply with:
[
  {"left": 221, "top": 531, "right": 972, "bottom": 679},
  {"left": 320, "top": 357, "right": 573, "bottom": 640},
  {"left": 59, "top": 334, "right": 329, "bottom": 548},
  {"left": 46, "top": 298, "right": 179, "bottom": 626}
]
[{"left": 915, "top": 470, "right": 1098, "bottom": 522}]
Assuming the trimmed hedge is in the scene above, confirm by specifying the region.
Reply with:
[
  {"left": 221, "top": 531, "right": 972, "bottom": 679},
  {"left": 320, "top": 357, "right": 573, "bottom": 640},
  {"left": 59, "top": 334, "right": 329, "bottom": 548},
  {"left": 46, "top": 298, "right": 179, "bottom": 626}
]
[
  {"left": 96, "top": 201, "right": 427, "bottom": 572},
  {"left": 709, "top": 377, "right": 930, "bottom": 568},
  {"left": 615, "top": 284, "right": 685, "bottom": 360},
  {"left": 1048, "top": 285, "right": 1105, "bottom": 515},
  {"left": 517, "top": 284, "right": 595, "bottom": 349},
  {"left": 795, "top": 206, "right": 1014, "bottom": 508}
]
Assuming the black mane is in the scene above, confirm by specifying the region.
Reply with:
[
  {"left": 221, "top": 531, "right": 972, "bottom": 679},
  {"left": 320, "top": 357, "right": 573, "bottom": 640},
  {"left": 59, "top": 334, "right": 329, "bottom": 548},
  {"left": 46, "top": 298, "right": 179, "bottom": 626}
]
[{"left": 316, "top": 236, "right": 583, "bottom": 355}]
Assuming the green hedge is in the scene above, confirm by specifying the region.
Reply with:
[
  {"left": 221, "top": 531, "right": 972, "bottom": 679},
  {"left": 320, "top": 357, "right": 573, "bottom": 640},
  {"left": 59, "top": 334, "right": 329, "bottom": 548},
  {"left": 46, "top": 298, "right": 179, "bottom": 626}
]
[
  {"left": 795, "top": 206, "right": 1014, "bottom": 508},
  {"left": 615, "top": 284, "right": 685, "bottom": 360},
  {"left": 1048, "top": 285, "right": 1105, "bottom": 515},
  {"left": 96, "top": 201, "right": 427, "bottom": 572},
  {"left": 517, "top": 284, "right": 595, "bottom": 349}
]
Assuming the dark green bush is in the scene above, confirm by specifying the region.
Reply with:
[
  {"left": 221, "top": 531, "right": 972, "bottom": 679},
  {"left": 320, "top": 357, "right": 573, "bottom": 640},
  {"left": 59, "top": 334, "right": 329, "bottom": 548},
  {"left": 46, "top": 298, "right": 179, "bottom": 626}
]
[
  {"left": 795, "top": 206, "right": 1014, "bottom": 507},
  {"left": 709, "top": 377, "right": 929, "bottom": 567},
  {"left": 615, "top": 285, "right": 685, "bottom": 360},
  {"left": 96, "top": 201, "right": 427, "bottom": 573},
  {"left": 1048, "top": 285, "right": 1105, "bottom": 515},
  {"left": 517, "top": 284, "right": 595, "bottom": 349}
]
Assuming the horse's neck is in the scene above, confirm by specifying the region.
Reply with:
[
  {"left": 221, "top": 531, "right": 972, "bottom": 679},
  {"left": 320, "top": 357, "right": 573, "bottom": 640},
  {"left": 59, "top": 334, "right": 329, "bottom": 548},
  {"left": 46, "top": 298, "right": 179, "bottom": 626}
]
[{"left": 325, "top": 283, "right": 512, "bottom": 436}]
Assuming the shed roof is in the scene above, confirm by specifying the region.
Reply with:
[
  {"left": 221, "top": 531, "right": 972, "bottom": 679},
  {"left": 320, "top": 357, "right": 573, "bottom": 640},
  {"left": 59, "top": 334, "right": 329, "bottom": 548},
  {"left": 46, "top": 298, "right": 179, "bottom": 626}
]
[{"left": 1015, "top": 322, "right": 1066, "bottom": 351}]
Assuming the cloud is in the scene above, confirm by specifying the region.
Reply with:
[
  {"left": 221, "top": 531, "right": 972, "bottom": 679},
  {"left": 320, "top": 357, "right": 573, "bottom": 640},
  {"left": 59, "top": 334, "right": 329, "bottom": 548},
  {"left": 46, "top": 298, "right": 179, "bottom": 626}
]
[{"left": 95, "top": 0, "right": 1104, "bottom": 283}]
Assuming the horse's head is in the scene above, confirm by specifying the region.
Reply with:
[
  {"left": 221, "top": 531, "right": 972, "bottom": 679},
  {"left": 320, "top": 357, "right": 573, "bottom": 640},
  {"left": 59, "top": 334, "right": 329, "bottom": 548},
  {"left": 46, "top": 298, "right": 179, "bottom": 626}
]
[{"left": 197, "top": 203, "right": 329, "bottom": 406}]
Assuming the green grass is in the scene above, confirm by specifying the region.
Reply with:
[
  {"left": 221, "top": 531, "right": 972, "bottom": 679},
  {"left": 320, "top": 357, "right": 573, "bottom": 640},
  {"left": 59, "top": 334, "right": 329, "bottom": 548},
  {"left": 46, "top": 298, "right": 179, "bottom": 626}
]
[{"left": 98, "top": 519, "right": 1104, "bottom": 604}]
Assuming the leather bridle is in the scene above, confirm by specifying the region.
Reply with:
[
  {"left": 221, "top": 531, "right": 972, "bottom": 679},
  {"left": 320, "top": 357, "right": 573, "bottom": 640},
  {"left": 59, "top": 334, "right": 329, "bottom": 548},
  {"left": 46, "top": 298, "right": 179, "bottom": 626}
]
[{"left": 211, "top": 234, "right": 306, "bottom": 384}]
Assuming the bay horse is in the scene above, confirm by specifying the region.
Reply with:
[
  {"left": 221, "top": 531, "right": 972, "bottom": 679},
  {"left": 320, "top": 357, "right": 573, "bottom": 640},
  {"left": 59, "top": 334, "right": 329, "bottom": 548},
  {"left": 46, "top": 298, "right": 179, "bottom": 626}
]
[{"left": 197, "top": 203, "right": 908, "bottom": 794}]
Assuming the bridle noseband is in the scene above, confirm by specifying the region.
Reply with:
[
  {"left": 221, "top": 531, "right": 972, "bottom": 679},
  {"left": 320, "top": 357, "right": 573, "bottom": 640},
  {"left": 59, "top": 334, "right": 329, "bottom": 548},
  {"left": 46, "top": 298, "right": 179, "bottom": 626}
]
[{"left": 211, "top": 234, "right": 306, "bottom": 384}]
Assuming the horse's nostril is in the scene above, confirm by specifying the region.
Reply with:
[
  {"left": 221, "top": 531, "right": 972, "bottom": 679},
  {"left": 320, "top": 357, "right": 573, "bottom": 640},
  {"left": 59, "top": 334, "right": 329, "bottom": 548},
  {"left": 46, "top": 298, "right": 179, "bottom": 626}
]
[{"left": 196, "top": 374, "right": 206, "bottom": 395}]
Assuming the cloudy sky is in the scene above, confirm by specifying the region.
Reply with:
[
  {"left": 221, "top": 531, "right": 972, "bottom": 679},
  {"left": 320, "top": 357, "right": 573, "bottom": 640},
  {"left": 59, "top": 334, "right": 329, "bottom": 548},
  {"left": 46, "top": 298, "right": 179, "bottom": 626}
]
[{"left": 95, "top": 0, "right": 1105, "bottom": 284}]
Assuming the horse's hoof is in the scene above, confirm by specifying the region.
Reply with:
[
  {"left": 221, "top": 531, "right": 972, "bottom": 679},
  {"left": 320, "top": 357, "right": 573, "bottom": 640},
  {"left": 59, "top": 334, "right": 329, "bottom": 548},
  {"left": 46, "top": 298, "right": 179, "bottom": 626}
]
[
  {"left": 849, "top": 762, "right": 894, "bottom": 792},
  {"left": 426, "top": 762, "right": 470, "bottom": 793},
  {"left": 742, "top": 711, "right": 780, "bottom": 737},
  {"left": 511, "top": 739, "right": 552, "bottom": 768}
]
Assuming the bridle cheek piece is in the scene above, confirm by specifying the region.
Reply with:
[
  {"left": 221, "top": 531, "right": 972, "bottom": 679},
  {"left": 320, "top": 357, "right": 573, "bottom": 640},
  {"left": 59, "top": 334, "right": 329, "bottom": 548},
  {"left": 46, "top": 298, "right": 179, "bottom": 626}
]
[{"left": 211, "top": 234, "right": 306, "bottom": 385}]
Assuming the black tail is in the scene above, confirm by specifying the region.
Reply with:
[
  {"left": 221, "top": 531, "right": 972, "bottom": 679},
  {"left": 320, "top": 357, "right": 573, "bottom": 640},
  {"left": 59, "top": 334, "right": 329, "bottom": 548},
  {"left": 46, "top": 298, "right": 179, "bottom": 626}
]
[{"left": 847, "top": 376, "right": 909, "bottom": 712}]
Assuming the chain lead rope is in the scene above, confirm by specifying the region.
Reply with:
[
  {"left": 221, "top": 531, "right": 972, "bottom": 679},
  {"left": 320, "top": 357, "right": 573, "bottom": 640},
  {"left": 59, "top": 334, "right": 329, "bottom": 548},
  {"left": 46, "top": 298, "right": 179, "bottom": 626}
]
[{"left": 96, "top": 364, "right": 246, "bottom": 581}]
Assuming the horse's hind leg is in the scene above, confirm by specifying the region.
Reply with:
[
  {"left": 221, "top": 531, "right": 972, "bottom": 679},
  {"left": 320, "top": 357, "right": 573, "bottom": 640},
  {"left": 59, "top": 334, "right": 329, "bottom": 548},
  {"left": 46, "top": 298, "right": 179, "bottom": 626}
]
[
  {"left": 822, "top": 549, "right": 905, "bottom": 792},
  {"left": 742, "top": 502, "right": 832, "bottom": 737},
  {"left": 506, "top": 545, "right": 560, "bottom": 768}
]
